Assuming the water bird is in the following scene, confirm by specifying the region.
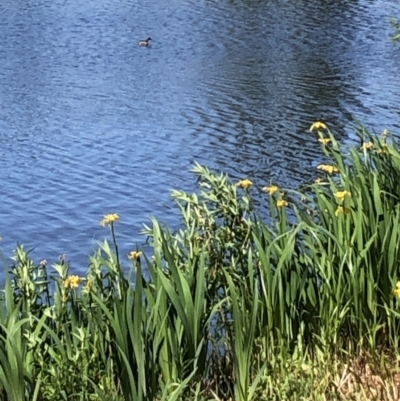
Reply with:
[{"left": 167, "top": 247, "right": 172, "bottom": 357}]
[{"left": 138, "top": 37, "right": 152, "bottom": 46}]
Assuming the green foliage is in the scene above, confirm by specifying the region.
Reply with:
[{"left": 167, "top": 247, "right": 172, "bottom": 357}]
[
  {"left": 391, "top": 18, "right": 400, "bottom": 43},
  {"left": 0, "top": 123, "right": 399, "bottom": 400}
]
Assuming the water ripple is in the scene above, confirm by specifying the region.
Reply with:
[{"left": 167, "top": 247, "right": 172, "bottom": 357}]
[{"left": 0, "top": 0, "right": 399, "bottom": 271}]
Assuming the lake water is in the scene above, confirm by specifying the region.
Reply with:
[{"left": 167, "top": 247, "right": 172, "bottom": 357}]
[{"left": 0, "top": 0, "right": 400, "bottom": 273}]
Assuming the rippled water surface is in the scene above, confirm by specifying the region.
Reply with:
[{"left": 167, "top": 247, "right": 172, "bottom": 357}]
[{"left": 1, "top": 0, "right": 400, "bottom": 271}]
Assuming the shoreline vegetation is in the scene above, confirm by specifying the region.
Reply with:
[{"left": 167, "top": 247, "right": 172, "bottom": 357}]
[
  {"left": 392, "top": 17, "right": 400, "bottom": 43},
  {"left": 1, "top": 123, "right": 400, "bottom": 400}
]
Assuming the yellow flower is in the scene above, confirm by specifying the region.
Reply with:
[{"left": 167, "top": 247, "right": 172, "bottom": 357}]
[
  {"left": 393, "top": 281, "right": 400, "bottom": 298},
  {"left": 236, "top": 179, "right": 253, "bottom": 189},
  {"left": 360, "top": 142, "right": 374, "bottom": 151},
  {"left": 378, "top": 145, "right": 389, "bottom": 155},
  {"left": 86, "top": 280, "right": 94, "bottom": 292},
  {"left": 100, "top": 213, "right": 120, "bottom": 227},
  {"left": 310, "top": 121, "right": 327, "bottom": 132},
  {"left": 276, "top": 199, "right": 289, "bottom": 208},
  {"left": 315, "top": 177, "right": 325, "bottom": 184},
  {"left": 335, "top": 190, "right": 351, "bottom": 200},
  {"left": 318, "top": 138, "right": 331, "bottom": 145},
  {"left": 317, "top": 164, "right": 339, "bottom": 175},
  {"left": 262, "top": 185, "right": 279, "bottom": 195},
  {"left": 335, "top": 206, "right": 350, "bottom": 216},
  {"left": 128, "top": 251, "right": 142, "bottom": 261},
  {"left": 64, "top": 275, "right": 82, "bottom": 289}
]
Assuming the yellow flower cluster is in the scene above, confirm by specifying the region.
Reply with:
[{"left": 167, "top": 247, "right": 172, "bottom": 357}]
[
  {"left": 262, "top": 185, "right": 289, "bottom": 208},
  {"left": 360, "top": 142, "right": 374, "bottom": 151},
  {"left": 100, "top": 213, "right": 120, "bottom": 227},
  {"left": 236, "top": 179, "right": 253, "bottom": 189},
  {"left": 276, "top": 199, "right": 288, "bottom": 208},
  {"left": 317, "top": 164, "right": 339, "bottom": 175},
  {"left": 394, "top": 282, "right": 400, "bottom": 298},
  {"left": 335, "top": 190, "right": 351, "bottom": 200},
  {"left": 335, "top": 206, "right": 350, "bottom": 216},
  {"left": 64, "top": 275, "right": 82, "bottom": 289},
  {"left": 310, "top": 121, "right": 327, "bottom": 132},
  {"left": 378, "top": 145, "right": 389, "bottom": 155},
  {"left": 262, "top": 185, "right": 279, "bottom": 195},
  {"left": 128, "top": 251, "right": 142, "bottom": 261}
]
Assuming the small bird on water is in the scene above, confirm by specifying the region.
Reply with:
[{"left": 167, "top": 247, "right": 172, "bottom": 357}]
[{"left": 138, "top": 37, "right": 152, "bottom": 46}]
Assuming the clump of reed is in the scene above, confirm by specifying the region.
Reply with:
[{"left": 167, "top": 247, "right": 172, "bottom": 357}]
[{"left": 0, "top": 123, "right": 399, "bottom": 401}]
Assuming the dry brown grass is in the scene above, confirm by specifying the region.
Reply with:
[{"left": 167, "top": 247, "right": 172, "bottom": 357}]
[{"left": 257, "top": 350, "right": 400, "bottom": 401}]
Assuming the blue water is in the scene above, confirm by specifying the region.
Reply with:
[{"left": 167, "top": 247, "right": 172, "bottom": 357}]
[{"left": 0, "top": 0, "right": 400, "bottom": 273}]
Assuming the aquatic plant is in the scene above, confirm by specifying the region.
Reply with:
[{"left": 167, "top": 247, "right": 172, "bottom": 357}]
[{"left": 0, "top": 123, "right": 400, "bottom": 400}]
